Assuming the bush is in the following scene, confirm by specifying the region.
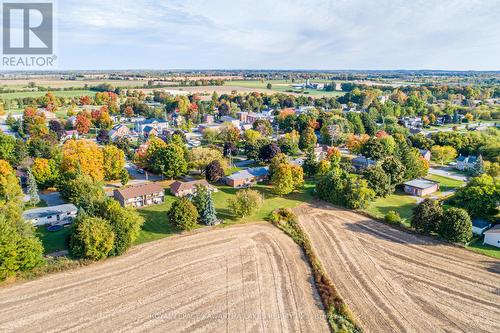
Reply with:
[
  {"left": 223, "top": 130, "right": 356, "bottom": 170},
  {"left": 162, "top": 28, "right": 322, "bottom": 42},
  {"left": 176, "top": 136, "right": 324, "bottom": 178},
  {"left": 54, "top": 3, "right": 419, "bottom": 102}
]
[
  {"left": 228, "top": 189, "right": 263, "bottom": 218},
  {"left": 168, "top": 197, "right": 199, "bottom": 231},
  {"left": 411, "top": 199, "right": 443, "bottom": 234},
  {"left": 385, "top": 211, "right": 401, "bottom": 224},
  {"left": 438, "top": 208, "right": 472, "bottom": 244},
  {"left": 268, "top": 208, "right": 296, "bottom": 225},
  {"left": 99, "top": 199, "right": 144, "bottom": 256},
  {"left": 69, "top": 215, "right": 115, "bottom": 260}
]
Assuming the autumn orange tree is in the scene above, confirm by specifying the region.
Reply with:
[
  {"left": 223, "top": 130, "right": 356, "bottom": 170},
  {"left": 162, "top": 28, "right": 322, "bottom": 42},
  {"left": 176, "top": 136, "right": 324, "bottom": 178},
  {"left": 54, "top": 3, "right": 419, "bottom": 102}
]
[
  {"left": 61, "top": 139, "right": 104, "bottom": 181},
  {"left": 23, "top": 107, "right": 48, "bottom": 137},
  {"left": 75, "top": 111, "right": 92, "bottom": 134}
]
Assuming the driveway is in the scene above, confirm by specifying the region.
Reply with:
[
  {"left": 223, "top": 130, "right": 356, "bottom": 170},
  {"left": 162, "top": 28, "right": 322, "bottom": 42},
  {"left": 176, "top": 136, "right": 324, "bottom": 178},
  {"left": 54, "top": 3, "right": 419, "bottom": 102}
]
[
  {"left": 39, "top": 191, "right": 64, "bottom": 206},
  {"left": 428, "top": 166, "right": 468, "bottom": 182}
]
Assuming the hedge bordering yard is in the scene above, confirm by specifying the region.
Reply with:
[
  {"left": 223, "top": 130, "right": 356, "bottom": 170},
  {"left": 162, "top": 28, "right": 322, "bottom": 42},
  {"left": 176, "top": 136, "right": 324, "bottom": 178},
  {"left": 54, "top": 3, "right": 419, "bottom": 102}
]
[{"left": 269, "top": 208, "right": 361, "bottom": 333}]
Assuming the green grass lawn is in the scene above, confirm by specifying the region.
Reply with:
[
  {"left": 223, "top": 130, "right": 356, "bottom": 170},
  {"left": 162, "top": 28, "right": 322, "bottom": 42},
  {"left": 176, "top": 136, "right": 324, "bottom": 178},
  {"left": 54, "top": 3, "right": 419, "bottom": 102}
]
[
  {"left": 467, "top": 237, "right": 500, "bottom": 259},
  {"left": 426, "top": 174, "right": 465, "bottom": 192},
  {"left": 134, "top": 180, "right": 316, "bottom": 245},
  {"left": 0, "top": 90, "right": 95, "bottom": 100},
  {"left": 363, "top": 191, "right": 417, "bottom": 226},
  {"left": 36, "top": 225, "right": 71, "bottom": 254}
]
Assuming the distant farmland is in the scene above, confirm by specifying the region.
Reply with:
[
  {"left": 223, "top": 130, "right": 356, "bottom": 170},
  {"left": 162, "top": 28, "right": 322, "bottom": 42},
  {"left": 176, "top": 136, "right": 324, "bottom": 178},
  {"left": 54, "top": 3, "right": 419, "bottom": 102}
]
[{"left": 0, "top": 90, "right": 95, "bottom": 100}]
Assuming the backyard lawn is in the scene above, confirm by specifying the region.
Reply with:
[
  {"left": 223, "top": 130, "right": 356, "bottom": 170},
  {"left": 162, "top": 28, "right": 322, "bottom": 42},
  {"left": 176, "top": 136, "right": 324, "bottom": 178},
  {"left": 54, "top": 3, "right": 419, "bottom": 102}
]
[
  {"left": 426, "top": 174, "right": 465, "bottom": 192},
  {"left": 363, "top": 191, "right": 417, "bottom": 226},
  {"left": 134, "top": 180, "right": 316, "bottom": 245},
  {"left": 467, "top": 237, "right": 500, "bottom": 259},
  {"left": 36, "top": 225, "right": 71, "bottom": 254}
]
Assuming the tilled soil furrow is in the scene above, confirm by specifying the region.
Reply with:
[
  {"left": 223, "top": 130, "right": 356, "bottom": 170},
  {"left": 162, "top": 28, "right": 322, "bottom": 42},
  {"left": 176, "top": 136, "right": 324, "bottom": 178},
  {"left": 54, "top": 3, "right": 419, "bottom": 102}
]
[
  {"left": 0, "top": 223, "right": 328, "bottom": 333},
  {"left": 297, "top": 203, "right": 500, "bottom": 333}
]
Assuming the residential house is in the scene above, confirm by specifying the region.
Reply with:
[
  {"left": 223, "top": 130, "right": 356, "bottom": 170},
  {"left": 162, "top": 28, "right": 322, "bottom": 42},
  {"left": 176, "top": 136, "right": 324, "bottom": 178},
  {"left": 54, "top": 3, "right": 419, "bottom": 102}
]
[
  {"left": 483, "top": 225, "right": 500, "bottom": 248},
  {"left": 351, "top": 156, "right": 376, "bottom": 172},
  {"left": 143, "top": 126, "right": 158, "bottom": 137},
  {"left": 237, "top": 112, "right": 248, "bottom": 123},
  {"left": 419, "top": 149, "right": 431, "bottom": 161},
  {"left": 456, "top": 155, "right": 478, "bottom": 171},
  {"left": 472, "top": 218, "right": 491, "bottom": 236},
  {"left": 61, "top": 130, "right": 79, "bottom": 141},
  {"left": 135, "top": 118, "right": 168, "bottom": 136},
  {"left": 23, "top": 204, "right": 78, "bottom": 226},
  {"left": 403, "top": 178, "right": 439, "bottom": 197},
  {"left": 113, "top": 183, "right": 165, "bottom": 208},
  {"left": 203, "top": 114, "right": 215, "bottom": 124},
  {"left": 109, "top": 124, "right": 130, "bottom": 141},
  {"left": 220, "top": 116, "right": 240, "bottom": 127},
  {"left": 170, "top": 179, "right": 217, "bottom": 197},
  {"left": 313, "top": 145, "right": 330, "bottom": 161},
  {"left": 247, "top": 112, "right": 272, "bottom": 124},
  {"left": 226, "top": 167, "right": 269, "bottom": 188}
]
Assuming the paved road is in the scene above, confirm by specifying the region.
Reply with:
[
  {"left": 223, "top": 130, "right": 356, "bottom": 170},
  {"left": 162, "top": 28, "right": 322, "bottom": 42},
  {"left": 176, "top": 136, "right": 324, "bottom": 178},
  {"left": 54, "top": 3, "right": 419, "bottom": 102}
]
[
  {"left": 428, "top": 166, "right": 468, "bottom": 182},
  {"left": 39, "top": 191, "right": 64, "bottom": 206}
]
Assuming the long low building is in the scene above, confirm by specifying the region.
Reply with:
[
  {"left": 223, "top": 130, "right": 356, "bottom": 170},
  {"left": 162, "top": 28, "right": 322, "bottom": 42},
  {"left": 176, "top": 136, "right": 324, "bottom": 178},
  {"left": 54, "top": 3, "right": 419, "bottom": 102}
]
[
  {"left": 23, "top": 204, "right": 78, "bottom": 226},
  {"left": 113, "top": 183, "right": 165, "bottom": 208},
  {"left": 226, "top": 167, "right": 269, "bottom": 188},
  {"left": 403, "top": 178, "right": 439, "bottom": 197}
]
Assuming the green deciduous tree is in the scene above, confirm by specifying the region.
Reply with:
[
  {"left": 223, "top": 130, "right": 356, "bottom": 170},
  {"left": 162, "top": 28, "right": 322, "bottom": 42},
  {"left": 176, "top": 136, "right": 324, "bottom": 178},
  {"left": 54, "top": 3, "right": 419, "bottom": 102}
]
[
  {"left": 411, "top": 199, "right": 443, "bottom": 234},
  {"left": 99, "top": 199, "right": 144, "bottom": 256},
  {"left": 452, "top": 174, "right": 500, "bottom": 217},
  {"left": 363, "top": 165, "right": 392, "bottom": 197},
  {"left": 431, "top": 145, "right": 457, "bottom": 165},
  {"left": 228, "top": 189, "right": 263, "bottom": 218},
  {"left": 438, "top": 208, "right": 472, "bottom": 244},
  {"left": 168, "top": 197, "right": 199, "bottom": 231},
  {"left": 299, "top": 126, "right": 317, "bottom": 151},
  {"left": 69, "top": 215, "right": 115, "bottom": 260}
]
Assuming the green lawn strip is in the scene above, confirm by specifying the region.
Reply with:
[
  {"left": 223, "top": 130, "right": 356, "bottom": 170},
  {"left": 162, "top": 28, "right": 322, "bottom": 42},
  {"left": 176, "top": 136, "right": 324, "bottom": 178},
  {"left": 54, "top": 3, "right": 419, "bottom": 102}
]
[
  {"left": 36, "top": 225, "right": 71, "bottom": 254},
  {"left": 426, "top": 174, "right": 465, "bottom": 192},
  {"left": 467, "top": 237, "right": 500, "bottom": 259},
  {"left": 363, "top": 191, "right": 416, "bottom": 226}
]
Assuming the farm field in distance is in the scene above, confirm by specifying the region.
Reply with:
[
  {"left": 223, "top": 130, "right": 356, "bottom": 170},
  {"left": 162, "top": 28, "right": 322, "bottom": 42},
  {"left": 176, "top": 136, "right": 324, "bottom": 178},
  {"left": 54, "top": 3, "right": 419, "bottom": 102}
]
[
  {"left": 0, "top": 90, "right": 95, "bottom": 100},
  {"left": 297, "top": 203, "right": 500, "bottom": 333},
  {"left": 0, "top": 223, "right": 328, "bottom": 332}
]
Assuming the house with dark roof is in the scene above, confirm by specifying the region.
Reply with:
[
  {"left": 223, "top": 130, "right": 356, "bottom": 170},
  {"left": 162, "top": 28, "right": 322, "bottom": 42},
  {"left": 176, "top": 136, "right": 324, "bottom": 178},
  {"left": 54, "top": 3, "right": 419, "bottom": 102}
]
[
  {"left": 226, "top": 167, "right": 269, "bottom": 188},
  {"left": 456, "top": 155, "right": 478, "bottom": 171},
  {"left": 135, "top": 118, "right": 168, "bottom": 136},
  {"left": 351, "top": 156, "right": 376, "bottom": 172},
  {"left": 170, "top": 179, "right": 217, "bottom": 197},
  {"left": 472, "top": 218, "right": 491, "bottom": 235},
  {"left": 403, "top": 178, "right": 439, "bottom": 197},
  {"left": 113, "top": 183, "right": 165, "bottom": 208}
]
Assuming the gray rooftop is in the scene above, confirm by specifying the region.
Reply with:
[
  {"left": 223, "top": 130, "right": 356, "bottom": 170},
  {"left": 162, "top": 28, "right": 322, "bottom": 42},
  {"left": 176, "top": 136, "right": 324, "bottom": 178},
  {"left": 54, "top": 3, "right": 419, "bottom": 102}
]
[
  {"left": 23, "top": 204, "right": 78, "bottom": 220},
  {"left": 227, "top": 167, "right": 269, "bottom": 181},
  {"left": 404, "top": 178, "right": 439, "bottom": 189}
]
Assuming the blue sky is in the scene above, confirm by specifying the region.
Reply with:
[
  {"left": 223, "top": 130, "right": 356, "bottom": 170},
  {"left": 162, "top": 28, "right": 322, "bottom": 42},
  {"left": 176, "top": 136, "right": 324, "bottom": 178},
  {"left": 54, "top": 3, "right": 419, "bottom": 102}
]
[{"left": 55, "top": 0, "right": 500, "bottom": 70}]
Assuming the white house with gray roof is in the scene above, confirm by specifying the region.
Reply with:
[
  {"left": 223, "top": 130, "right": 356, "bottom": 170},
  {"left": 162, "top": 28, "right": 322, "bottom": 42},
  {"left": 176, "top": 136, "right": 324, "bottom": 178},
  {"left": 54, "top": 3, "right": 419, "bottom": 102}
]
[{"left": 23, "top": 204, "right": 78, "bottom": 226}]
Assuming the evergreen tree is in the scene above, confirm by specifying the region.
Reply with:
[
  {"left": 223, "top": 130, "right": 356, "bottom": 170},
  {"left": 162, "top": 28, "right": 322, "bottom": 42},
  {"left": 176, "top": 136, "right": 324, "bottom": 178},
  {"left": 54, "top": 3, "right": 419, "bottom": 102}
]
[
  {"left": 27, "top": 168, "right": 40, "bottom": 206},
  {"left": 201, "top": 191, "right": 218, "bottom": 226},
  {"left": 472, "top": 155, "right": 484, "bottom": 176}
]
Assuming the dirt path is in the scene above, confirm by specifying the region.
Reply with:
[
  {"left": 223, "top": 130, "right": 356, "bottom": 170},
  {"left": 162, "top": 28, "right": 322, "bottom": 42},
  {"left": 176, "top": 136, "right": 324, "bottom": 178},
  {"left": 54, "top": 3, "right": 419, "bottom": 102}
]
[
  {"left": 0, "top": 223, "right": 328, "bottom": 333},
  {"left": 296, "top": 203, "right": 500, "bottom": 333}
]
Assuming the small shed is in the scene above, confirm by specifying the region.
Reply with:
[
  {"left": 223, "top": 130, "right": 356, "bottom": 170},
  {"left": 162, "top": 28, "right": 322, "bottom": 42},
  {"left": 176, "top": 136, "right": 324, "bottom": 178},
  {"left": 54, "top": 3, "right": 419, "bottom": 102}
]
[
  {"left": 403, "top": 178, "right": 439, "bottom": 197},
  {"left": 472, "top": 218, "right": 491, "bottom": 236}
]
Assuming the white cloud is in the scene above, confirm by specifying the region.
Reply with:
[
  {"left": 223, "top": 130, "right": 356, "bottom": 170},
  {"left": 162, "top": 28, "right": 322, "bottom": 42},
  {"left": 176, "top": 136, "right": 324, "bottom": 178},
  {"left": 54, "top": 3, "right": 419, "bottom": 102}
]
[{"left": 55, "top": 0, "right": 500, "bottom": 70}]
